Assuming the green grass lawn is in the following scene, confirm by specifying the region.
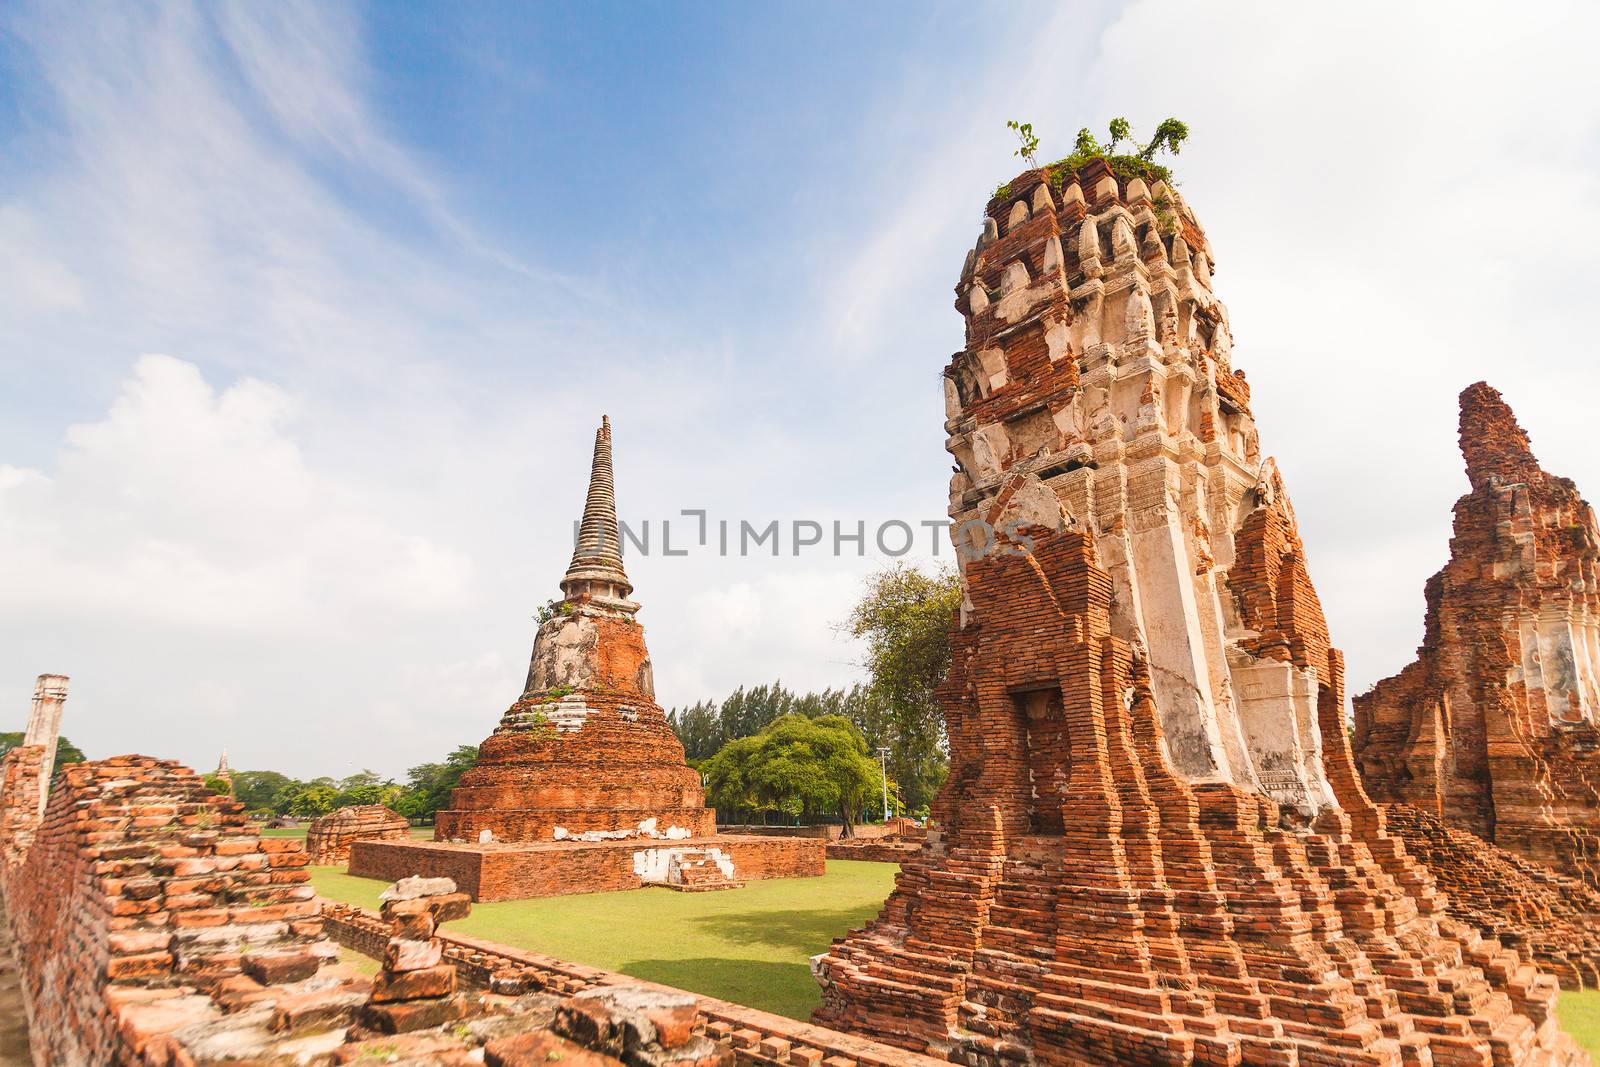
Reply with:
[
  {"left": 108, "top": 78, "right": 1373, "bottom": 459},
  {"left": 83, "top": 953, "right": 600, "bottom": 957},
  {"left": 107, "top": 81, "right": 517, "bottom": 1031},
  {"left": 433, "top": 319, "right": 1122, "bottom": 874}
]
[
  {"left": 1560, "top": 989, "right": 1600, "bottom": 1056},
  {"left": 310, "top": 859, "right": 898, "bottom": 1020}
]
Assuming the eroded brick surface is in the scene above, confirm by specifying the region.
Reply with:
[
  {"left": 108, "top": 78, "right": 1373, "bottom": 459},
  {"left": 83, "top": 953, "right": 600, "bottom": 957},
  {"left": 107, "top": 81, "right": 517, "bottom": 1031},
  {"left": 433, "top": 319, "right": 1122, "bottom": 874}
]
[
  {"left": 305, "top": 804, "right": 410, "bottom": 865},
  {"left": 0, "top": 754, "right": 343, "bottom": 1064},
  {"left": 1356, "top": 384, "right": 1600, "bottom": 889},
  {"left": 810, "top": 161, "right": 1587, "bottom": 1067}
]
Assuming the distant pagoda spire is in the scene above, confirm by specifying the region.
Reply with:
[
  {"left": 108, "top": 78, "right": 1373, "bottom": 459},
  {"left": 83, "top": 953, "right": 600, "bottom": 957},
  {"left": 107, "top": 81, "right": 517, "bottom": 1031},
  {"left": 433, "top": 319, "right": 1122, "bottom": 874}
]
[{"left": 560, "top": 416, "right": 636, "bottom": 612}]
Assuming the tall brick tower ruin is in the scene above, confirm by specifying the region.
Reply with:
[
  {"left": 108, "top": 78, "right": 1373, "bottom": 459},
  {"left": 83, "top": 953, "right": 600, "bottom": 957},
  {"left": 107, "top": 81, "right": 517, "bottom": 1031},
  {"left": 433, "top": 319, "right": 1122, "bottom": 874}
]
[
  {"left": 1355, "top": 384, "right": 1600, "bottom": 886},
  {"left": 434, "top": 416, "right": 715, "bottom": 843},
  {"left": 811, "top": 159, "right": 1585, "bottom": 1066}
]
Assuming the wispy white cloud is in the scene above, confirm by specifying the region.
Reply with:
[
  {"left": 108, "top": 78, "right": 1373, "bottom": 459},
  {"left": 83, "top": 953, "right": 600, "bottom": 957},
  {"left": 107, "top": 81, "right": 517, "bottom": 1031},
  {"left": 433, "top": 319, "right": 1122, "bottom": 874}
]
[{"left": 0, "top": 354, "right": 474, "bottom": 629}]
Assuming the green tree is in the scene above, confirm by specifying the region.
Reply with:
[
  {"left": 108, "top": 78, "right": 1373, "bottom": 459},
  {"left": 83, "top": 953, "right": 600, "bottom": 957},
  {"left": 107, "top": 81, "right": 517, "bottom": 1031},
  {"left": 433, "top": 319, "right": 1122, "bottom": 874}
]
[
  {"left": 286, "top": 784, "right": 338, "bottom": 818},
  {"left": 231, "top": 770, "right": 293, "bottom": 812},
  {"left": 202, "top": 773, "right": 233, "bottom": 796},
  {"left": 845, "top": 563, "right": 960, "bottom": 812},
  {"left": 0, "top": 732, "right": 87, "bottom": 773},
  {"left": 667, "top": 699, "right": 721, "bottom": 760},
  {"left": 668, "top": 682, "right": 880, "bottom": 761},
  {"left": 395, "top": 745, "right": 478, "bottom": 822},
  {"left": 701, "top": 714, "right": 887, "bottom": 836}
]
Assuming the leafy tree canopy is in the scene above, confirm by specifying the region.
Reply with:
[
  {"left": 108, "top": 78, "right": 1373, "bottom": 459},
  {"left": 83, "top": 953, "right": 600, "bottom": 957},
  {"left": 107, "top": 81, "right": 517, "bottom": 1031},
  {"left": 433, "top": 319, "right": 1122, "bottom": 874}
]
[
  {"left": 700, "top": 714, "right": 888, "bottom": 836},
  {"left": 845, "top": 562, "right": 960, "bottom": 811},
  {"left": 0, "top": 732, "right": 87, "bottom": 773}
]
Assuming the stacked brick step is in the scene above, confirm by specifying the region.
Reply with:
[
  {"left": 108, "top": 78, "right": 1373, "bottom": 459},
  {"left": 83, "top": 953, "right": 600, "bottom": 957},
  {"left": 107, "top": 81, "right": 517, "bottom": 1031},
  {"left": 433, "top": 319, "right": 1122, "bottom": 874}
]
[
  {"left": 362, "top": 874, "right": 475, "bottom": 1033},
  {"left": 1381, "top": 804, "right": 1600, "bottom": 989}
]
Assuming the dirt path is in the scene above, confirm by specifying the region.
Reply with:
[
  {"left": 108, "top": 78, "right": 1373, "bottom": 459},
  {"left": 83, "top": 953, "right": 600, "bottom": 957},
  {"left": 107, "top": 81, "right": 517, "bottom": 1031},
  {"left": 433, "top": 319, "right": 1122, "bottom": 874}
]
[{"left": 0, "top": 909, "right": 31, "bottom": 1067}]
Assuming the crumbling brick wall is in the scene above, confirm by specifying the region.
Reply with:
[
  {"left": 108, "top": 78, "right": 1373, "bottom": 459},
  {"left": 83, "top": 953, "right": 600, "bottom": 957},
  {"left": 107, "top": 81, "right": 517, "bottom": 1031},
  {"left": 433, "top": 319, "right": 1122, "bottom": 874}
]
[
  {"left": 351, "top": 834, "right": 823, "bottom": 901},
  {"left": 1, "top": 755, "right": 329, "bottom": 1065},
  {"left": 0, "top": 744, "right": 45, "bottom": 864}
]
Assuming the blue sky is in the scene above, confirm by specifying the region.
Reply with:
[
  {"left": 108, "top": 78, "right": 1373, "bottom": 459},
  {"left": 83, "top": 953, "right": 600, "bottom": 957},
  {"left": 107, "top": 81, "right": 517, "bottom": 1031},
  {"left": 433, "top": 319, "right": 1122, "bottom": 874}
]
[{"left": 2, "top": 1, "right": 1597, "bottom": 779}]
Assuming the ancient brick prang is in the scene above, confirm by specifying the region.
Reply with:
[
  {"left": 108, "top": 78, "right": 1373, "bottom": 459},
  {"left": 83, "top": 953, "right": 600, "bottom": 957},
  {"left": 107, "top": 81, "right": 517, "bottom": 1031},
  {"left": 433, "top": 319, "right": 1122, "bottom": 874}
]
[
  {"left": 812, "top": 161, "right": 1585, "bottom": 1066},
  {"left": 306, "top": 803, "right": 411, "bottom": 865},
  {"left": 1355, "top": 383, "right": 1600, "bottom": 889},
  {"left": 435, "top": 417, "right": 715, "bottom": 845}
]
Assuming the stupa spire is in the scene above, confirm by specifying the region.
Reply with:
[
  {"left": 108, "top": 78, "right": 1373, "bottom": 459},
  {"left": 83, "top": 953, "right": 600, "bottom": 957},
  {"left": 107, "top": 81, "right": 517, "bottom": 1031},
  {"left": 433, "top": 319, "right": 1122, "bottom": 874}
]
[{"left": 560, "top": 416, "right": 635, "bottom": 611}]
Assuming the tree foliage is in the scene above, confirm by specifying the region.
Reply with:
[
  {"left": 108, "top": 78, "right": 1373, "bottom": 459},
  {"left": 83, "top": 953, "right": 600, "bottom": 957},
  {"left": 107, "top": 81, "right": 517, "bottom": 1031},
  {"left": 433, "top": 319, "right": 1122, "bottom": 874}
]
[
  {"left": 700, "top": 714, "right": 887, "bottom": 835},
  {"left": 668, "top": 682, "right": 875, "bottom": 762},
  {"left": 996, "top": 115, "right": 1191, "bottom": 200},
  {"left": 224, "top": 748, "right": 477, "bottom": 822},
  {"left": 395, "top": 746, "right": 480, "bottom": 821},
  {"left": 845, "top": 562, "right": 960, "bottom": 813},
  {"left": 0, "top": 732, "right": 87, "bottom": 773}
]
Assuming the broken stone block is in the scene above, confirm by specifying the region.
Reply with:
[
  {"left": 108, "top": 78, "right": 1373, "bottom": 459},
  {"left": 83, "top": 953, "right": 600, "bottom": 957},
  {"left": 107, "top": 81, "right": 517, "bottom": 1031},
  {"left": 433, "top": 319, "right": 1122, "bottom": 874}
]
[
  {"left": 485, "top": 1028, "right": 626, "bottom": 1067},
  {"left": 380, "top": 875, "right": 458, "bottom": 902},
  {"left": 241, "top": 949, "right": 320, "bottom": 986},
  {"left": 360, "top": 992, "right": 470, "bottom": 1034},
  {"left": 370, "top": 963, "right": 457, "bottom": 1004},
  {"left": 382, "top": 937, "right": 443, "bottom": 973}
]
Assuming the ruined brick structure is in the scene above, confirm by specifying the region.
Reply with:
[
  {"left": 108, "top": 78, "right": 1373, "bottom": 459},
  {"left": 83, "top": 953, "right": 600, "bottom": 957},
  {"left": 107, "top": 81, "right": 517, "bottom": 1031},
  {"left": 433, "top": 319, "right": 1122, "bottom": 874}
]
[
  {"left": 0, "top": 744, "right": 924, "bottom": 1066},
  {"left": 306, "top": 803, "right": 411, "bottom": 865},
  {"left": 0, "top": 754, "right": 350, "bottom": 1064},
  {"left": 812, "top": 160, "right": 1584, "bottom": 1066},
  {"left": 1380, "top": 804, "right": 1600, "bottom": 991},
  {"left": 1355, "top": 384, "right": 1600, "bottom": 887},
  {"left": 435, "top": 416, "right": 715, "bottom": 845},
  {"left": 354, "top": 418, "right": 822, "bottom": 897}
]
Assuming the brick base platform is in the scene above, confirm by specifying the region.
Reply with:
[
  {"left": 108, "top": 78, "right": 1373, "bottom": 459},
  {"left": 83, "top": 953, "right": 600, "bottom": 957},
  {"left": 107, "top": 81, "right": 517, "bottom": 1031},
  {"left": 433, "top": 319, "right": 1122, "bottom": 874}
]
[{"left": 348, "top": 834, "right": 824, "bottom": 901}]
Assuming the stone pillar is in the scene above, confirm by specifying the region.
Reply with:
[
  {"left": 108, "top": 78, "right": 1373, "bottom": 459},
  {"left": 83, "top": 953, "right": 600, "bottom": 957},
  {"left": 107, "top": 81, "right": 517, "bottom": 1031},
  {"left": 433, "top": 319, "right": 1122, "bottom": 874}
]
[{"left": 23, "top": 674, "right": 67, "bottom": 818}]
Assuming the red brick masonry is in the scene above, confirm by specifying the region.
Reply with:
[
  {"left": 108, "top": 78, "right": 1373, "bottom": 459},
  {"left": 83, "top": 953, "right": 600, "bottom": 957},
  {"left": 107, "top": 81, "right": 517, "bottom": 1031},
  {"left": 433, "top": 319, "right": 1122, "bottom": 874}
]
[
  {"left": 1356, "top": 383, "right": 1600, "bottom": 889},
  {"left": 810, "top": 161, "right": 1587, "bottom": 1067},
  {"left": 305, "top": 803, "right": 410, "bottom": 865},
  {"left": 322, "top": 898, "right": 948, "bottom": 1067},
  {"left": 349, "top": 834, "right": 823, "bottom": 902}
]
